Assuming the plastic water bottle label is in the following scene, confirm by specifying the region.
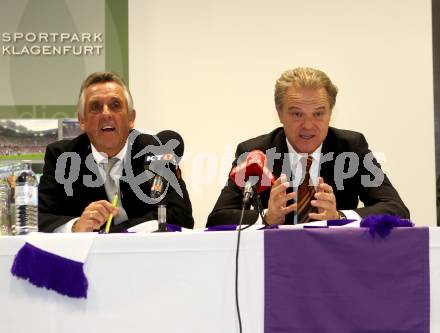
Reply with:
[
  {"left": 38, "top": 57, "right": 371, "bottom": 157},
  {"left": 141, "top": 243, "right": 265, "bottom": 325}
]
[{"left": 15, "top": 185, "right": 38, "bottom": 206}]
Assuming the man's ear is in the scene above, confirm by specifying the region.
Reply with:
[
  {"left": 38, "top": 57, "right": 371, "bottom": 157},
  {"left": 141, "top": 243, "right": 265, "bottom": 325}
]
[
  {"left": 78, "top": 114, "right": 86, "bottom": 132},
  {"left": 129, "top": 109, "right": 136, "bottom": 129},
  {"left": 276, "top": 108, "right": 283, "bottom": 123}
]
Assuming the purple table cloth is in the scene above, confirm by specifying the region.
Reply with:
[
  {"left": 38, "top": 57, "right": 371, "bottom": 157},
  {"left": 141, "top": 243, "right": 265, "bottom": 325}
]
[{"left": 264, "top": 228, "right": 429, "bottom": 333}]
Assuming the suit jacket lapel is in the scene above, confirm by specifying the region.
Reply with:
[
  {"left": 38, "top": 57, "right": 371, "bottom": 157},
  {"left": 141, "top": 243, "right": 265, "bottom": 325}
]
[
  {"left": 319, "top": 128, "right": 338, "bottom": 190},
  {"left": 76, "top": 134, "right": 108, "bottom": 203},
  {"left": 271, "top": 129, "right": 288, "bottom": 179}
]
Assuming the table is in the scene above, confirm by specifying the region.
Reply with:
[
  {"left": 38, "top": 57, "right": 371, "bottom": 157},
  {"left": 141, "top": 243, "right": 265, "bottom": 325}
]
[
  {"left": 0, "top": 231, "right": 263, "bottom": 333},
  {"left": 1, "top": 228, "right": 440, "bottom": 332}
]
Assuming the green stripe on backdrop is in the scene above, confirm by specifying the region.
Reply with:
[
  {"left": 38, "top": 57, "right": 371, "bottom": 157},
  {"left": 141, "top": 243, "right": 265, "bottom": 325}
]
[
  {"left": 105, "top": 0, "right": 129, "bottom": 84},
  {"left": 0, "top": 0, "right": 129, "bottom": 119},
  {"left": 0, "top": 106, "right": 76, "bottom": 119}
]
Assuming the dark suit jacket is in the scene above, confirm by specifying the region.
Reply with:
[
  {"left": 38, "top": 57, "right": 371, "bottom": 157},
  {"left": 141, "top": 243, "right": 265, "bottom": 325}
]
[
  {"left": 39, "top": 131, "right": 194, "bottom": 232},
  {"left": 207, "top": 127, "right": 409, "bottom": 226}
]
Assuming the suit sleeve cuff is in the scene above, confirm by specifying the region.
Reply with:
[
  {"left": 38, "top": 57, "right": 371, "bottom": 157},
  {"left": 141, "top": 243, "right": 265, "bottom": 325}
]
[
  {"left": 53, "top": 218, "right": 79, "bottom": 233},
  {"left": 340, "top": 210, "right": 361, "bottom": 220}
]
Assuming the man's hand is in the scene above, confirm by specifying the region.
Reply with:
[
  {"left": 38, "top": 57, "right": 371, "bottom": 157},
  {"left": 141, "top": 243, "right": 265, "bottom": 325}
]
[
  {"left": 72, "top": 200, "right": 119, "bottom": 232},
  {"left": 309, "top": 177, "right": 339, "bottom": 220},
  {"left": 265, "top": 174, "right": 296, "bottom": 225}
]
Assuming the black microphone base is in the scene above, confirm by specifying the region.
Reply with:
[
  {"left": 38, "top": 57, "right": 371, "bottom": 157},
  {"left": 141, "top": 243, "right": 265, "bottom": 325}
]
[{"left": 153, "top": 222, "right": 168, "bottom": 233}]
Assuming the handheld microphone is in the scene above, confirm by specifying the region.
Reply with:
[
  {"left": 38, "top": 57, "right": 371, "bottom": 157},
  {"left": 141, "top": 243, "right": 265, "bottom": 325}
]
[
  {"left": 144, "top": 130, "right": 184, "bottom": 200},
  {"left": 229, "top": 150, "right": 274, "bottom": 207}
]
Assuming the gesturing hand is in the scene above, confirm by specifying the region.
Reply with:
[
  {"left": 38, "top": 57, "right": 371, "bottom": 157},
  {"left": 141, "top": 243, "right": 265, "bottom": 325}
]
[
  {"left": 265, "top": 174, "right": 296, "bottom": 225},
  {"left": 309, "top": 177, "right": 339, "bottom": 221}
]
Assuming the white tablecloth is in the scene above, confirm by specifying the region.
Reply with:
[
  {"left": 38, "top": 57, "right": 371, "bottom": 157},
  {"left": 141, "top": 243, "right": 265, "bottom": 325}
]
[
  {"left": 1, "top": 227, "right": 440, "bottom": 332},
  {"left": 0, "top": 231, "right": 264, "bottom": 333}
]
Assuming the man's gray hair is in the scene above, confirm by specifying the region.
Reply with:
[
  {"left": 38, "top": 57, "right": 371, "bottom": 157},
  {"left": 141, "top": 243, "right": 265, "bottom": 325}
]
[{"left": 77, "top": 71, "right": 134, "bottom": 117}]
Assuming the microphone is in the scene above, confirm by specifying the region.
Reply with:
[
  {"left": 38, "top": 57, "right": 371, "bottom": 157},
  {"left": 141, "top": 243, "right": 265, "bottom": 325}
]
[
  {"left": 242, "top": 180, "right": 254, "bottom": 208},
  {"left": 229, "top": 150, "right": 274, "bottom": 207},
  {"left": 144, "top": 130, "right": 184, "bottom": 200}
]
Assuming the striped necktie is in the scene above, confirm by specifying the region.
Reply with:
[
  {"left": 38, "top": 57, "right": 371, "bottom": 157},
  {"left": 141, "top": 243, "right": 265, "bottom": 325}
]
[{"left": 296, "top": 155, "right": 317, "bottom": 224}]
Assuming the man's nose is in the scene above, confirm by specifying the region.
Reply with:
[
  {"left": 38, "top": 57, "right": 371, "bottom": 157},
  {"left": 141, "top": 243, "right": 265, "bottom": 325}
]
[
  {"left": 102, "top": 104, "right": 112, "bottom": 116},
  {"left": 302, "top": 116, "right": 313, "bottom": 129}
]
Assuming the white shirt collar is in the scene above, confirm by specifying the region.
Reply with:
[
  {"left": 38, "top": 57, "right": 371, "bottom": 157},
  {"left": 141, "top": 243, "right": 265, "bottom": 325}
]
[
  {"left": 91, "top": 141, "right": 128, "bottom": 165},
  {"left": 285, "top": 138, "right": 322, "bottom": 187},
  {"left": 285, "top": 138, "right": 322, "bottom": 167}
]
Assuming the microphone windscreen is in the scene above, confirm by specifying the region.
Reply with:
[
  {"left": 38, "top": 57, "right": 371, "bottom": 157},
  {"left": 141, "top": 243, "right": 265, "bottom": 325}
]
[
  {"left": 230, "top": 150, "right": 274, "bottom": 193},
  {"left": 135, "top": 132, "right": 157, "bottom": 148},
  {"left": 156, "top": 130, "right": 184, "bottom": 157}
]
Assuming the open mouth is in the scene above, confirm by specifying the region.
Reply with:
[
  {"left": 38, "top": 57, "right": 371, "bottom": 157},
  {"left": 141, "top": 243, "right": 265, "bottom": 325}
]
[
  {"left": 299, "top": 134, "right": 315, "bottom": 140},
  {"left": 101, "top": 126, "right": 115, "bottom": 132}
]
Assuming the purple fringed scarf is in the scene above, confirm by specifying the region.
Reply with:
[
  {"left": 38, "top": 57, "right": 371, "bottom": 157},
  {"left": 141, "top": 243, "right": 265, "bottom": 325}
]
[
  {"left": 11, "top": 243, "right": 88, "bottom": 298},
  {"left": 360, "top": 214, "right": 414, "bottom": 238},
  {"left": 10, "top": 233, "right": 95, "bottom": 298}
]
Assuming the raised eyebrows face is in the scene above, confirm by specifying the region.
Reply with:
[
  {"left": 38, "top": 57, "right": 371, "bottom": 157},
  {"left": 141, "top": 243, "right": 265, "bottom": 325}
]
[{"left": 79, "top": 81, "right": 136, "bottom": 157}]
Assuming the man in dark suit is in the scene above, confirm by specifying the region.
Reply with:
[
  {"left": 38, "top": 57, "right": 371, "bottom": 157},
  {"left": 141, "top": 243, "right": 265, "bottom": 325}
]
[
  {"left": 39, "top": 72, "right": 194, "bottom": 232},
  {"left": 207, "top": 67, "right": 409, "bottom": 226}
]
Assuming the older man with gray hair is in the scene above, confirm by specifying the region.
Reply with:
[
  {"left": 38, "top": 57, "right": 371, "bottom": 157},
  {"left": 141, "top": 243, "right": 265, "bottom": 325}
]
[{"left": 39, "top": 72, "right": 194, "bottom": 232}]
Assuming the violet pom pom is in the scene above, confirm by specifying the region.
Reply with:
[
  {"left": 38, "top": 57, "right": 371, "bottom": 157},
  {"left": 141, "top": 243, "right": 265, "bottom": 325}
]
[{"left": 360, "top": 214, "right": 413, "bottom": 238}]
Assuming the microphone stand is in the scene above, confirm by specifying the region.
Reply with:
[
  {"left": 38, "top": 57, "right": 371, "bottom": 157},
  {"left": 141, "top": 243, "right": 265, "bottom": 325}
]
[
  {"left": 238, "top": 190, "right": 262, "bottom": 231},
  {"left": 157, "top": 203, "right": 167, "bottom": 232},
  {"left": 255, "top": 194, "right": 268, "bottom": 225},
  {"left": 150, "top": 173, "right": 169, "bottom": 233},
  {"left": 152, "top": 188, "right": 168, "bottom": 232},
  {"left": 234, "top": 183, "right": 262, "bottom": 333}
]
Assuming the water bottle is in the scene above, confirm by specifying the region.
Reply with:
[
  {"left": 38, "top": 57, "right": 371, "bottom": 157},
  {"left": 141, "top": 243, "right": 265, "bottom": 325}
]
[
  {"left": 8, "top": 174, "right": 16, "bottom": 235},
  {"left": 15, "top": 163, "right": 38, "bottom": 235},
  {"left": 0, "top": 179, "right": 11, "bottom": 235}
]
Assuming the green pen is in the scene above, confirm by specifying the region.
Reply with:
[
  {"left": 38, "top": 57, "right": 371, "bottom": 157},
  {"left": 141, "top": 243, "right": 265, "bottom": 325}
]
[{"left": 105, "top": 194, "right": 118, "bottom": 233}]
